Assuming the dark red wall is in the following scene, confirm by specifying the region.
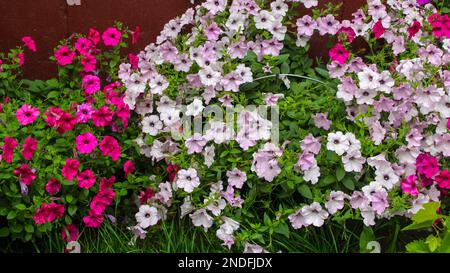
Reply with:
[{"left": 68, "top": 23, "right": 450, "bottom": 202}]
[{"left": 0, "top": 0, "right": 366, "bottom": 79}]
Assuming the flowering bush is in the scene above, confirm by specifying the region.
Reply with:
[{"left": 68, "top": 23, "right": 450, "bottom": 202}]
[
  {"left": 0, "top": 23, "right": 148, "bottom": 242},
  {"left": 119, "top": 0, "right": 450, "bottom": 252}
]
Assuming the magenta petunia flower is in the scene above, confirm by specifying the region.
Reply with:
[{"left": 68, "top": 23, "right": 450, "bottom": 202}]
[
  {"left": 435, "top": 170, "right": 450, "bottom": 189},
  {"left": 88, "top": 28, "right": 101, "bottom": 45},
  {"left": 329, "top": 43, "right": 349, "bottom": 65},
  {"left": 22, "top": 36, "right": 37, "bottom": 52},
  {"left": 123, "top": 160, "right": 135, "bottom": 176},
  {"left": 56, "top": 112, "right": 77, "bottom": 134},
  {"left": 99, "top": 136, "right": 121, "bottom": 162},
  {"left": 61, "top": 224, "right": 78, "bottom": 243},
  {"left": 81, "top": 54, "right": 97, "bottom": 72},
  {"left": 34, "top": 203, "right": 64, "bottom": 225},
  {"left": 74, "top": 37, "right": 93, "bottom": 55},
  {"left": 54, "top": 45, "right": 76, "bottom": 66},
  {"left": 22, "top": 137, "right": 38, "bottom": 161},
  {"left": 83, "top": 210, "right": 104, "bottom": 228},
  {"left": 131, "top": 26, "right": 140, "bottom": 44},
  {"left": 82, "top": 75, "right": 101, "bottom": 95},
  {"left": 416, "top": 153, "right": 440, "bottom": 179},
  {"left": 76, "top": 103, "right": 94, "bottom": 123},
  {"left": 102, "top": 27, "right": 122, "bottom": 47},
  {"left": 2, "top": 136, "right": 18, "bottom": 163},
  {"left": 401, "top": 175, "right": 419, "bottom": 196},
  {"left": 17, "top": 52, "right": 25, "bottom": 66},
  {"left": 372, "top": 21, "right": 385, "bottom": 39},
  {"left": 45, "top": 178, "right": 61, "bottom": 195},
  {"left": 77, "top": 169, "right": 96, "bottom": 189},
  {"left": 16, "top": 104, "right": 39, "bottom": 126},
  {"left": 13, "top": 164, "right": 36, "bottom": 186},
  {"left": 62, "top": 158, "right": 80, "bottom": 181},
  {"left": 91, "top": 106, "right": 113, "bottom": 127},
  {"left": 76, "top": 132, "right": 98, "bottom": 154},
  {"left": 408, "top": 20, "right": 421, "bottom": 39}
]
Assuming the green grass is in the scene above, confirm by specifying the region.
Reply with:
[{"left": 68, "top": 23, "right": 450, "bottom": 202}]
[{"left": 1, "top": 214, "right": 419, "bottom": 253}]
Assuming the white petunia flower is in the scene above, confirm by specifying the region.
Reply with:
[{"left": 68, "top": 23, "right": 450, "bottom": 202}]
[
  {"left": 135, "top": 205, "right": 160, "bottom": 229},
  {"left": 189, "top": 208, "right": 213, "bottom": 231},
  {"left": 327, "top": 132, "right": 350, "bottom": 156},
  {"left": 301, "top": 202, "right": 329, "bottom": 227},
  {"left": 142, "top": 115, "right": 163, "bottom": 136},
  {"left": 185, "top": 98, "right": 204, "bottom": 116},
  {"left": 176, "top": 168, "right": 201, "bottom": 193}
]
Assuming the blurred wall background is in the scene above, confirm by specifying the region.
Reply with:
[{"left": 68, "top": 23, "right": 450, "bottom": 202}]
[{"left": 0, "top": 0, "right": 366, "bottom": 79}]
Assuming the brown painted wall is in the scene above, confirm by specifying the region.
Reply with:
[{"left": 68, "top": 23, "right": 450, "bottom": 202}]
[{"left": 0, "top": 0, "right": 366, "bottom": 80}]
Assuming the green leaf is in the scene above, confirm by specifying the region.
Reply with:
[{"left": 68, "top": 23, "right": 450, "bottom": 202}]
[
  {"left": 425, "top": 235, "right": 441, "bottom": 252},
  {"left": 68, "top": 205, "right": 77, "bottom": 216},
  {"left": 336, "top": 167, "right": 345, "bottom": 181},
  {"left": 274, "top": 222, "right": 290, "bottom": 238},
  {"left": 359, "top": 227, "right": 376, "bottom": 253},
  {"left": 7, "top": 211, "right": 17, "bottom": 220},
  {"left": 437, "top": 231, "right": 450, "bottom": 253},
  {"left": 315, "top": 67, "right": 329, "bottom": 78},
  {"left": 0, "top": 227, "right": 10, "bottom": 237},
  {"left": 66, "top": 195, "right": 74, "bottom": 204},
  {"left": 47, "top": 91, "right": 59, "bottom": 99},
  {"left": 297, "top": 184, "right": 313, "bottom": 199},
  {"left": 280, "top": 62, "right": 290, "bottom": 74},
  {"left": 25, "top": 224, "right": 34, "bottom": 233},
  {"left": 46, "top": 78, "right": 59, "bottom": 88},
  {"left": 403, "top": 202, "right": 441, "bottom": 231},
  {"left": 406, "top": 240, "right": 429, "bottom": 253},
  {"left": 319, "top": 175, "right": 336, "bottom": 187},
  {"left": 10, "top": 223, "right": 23, "bottom": 233},
  {"left": 342, "top": 177, "right": 355, "bottom": 191},
  {"left": 14, "top": 204, "right": 26, "bottom": 210},
  {"left": 263, "top": 213, "right": 272, "bottom": 227}
]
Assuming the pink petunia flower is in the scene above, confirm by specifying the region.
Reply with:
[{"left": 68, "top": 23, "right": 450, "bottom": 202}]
[
  {"left": 88, "top": 28, "right": 101, "bottom": 45},
  {"left": 329, "top": 43, "right": 349, "bottom": 65},
  {"left": 74, "top": 37, "right": 93, "bottom": 55},
  {"left": 43, "top": 106, "right": 64, "bottom": 127},
  {"left": 56, "top": 112, "right": 77, "bottom": 134},
  {"left": 54, "top": 46, "right": 76, "bottom": 66},
  {"left": 82, "top": 75, "right": 101, "bottom": 95},
  {"left": 45, "top": 178, "right": 61, "bottom": 195},
  {"left": 123, "top": 160, "right": 135, "bottom": 176},
  {"left": 22, "top": 36, "right": 37, "bottom": 52},
  {"left": 76, "top": 103, "right": 94, "bottom": 123},
  {"left": 2, "top": 136, "right": 18, "bottom": 163},
  {"left": 91, "top": 106, "right": 113, "bottom": 127},
  {"left": 22, "top": 137, "right": 38, "bottom": 161},
  {"left": 34, "top": 203, "right": 64, "bottom": 225},
  {"left": 62, "top": 158, "right": 80, "bottom": 181},
  {"left": 81, "top": 54, "right": 97, "bottom": 72},
  {"left": 83, "top": 210, "right": 104, "bottom": 228},
  {"left": 401, "top": 175, "right": 419, "bottom": 196},
  {"left": 16, "top": 104, "right": 39, "bottom": 125},
  {"left": 13, "top": 164, "right": 36, "bottom": 185},
  {"left": 408, "top": 20, "right": 421, "bottom": 39},
  {"left": 102, "top": 27, "right": 122, "bottom": 47},
  {"left": 76, "top": 132, "right": 98, "bottom": 154},
  {"left": 372, "top": 20, "right": 385, "bottom": 39},
  {"left": 61, "top": 224, "right": 78, "bottom": 243},
  {"left": 416, "top": 153, "right": 440, "bottom": 179},
  {"left": 131, "top": 26, "right": 141, "bottom": 44},
  {"left": 15, "top": 52, "right": 24, "bottom": 66},
  {"left": 99, "top": 136, "right": 121, "bottom": 161},
  {"left": 77, "top": 169, "right": 96, "bottom": 189},
  {"left": 99, "top": 176, "right": 116, "bottom": 191},
  {"left": 435, "top": 170, "right": 450, "bottom": 189}
]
